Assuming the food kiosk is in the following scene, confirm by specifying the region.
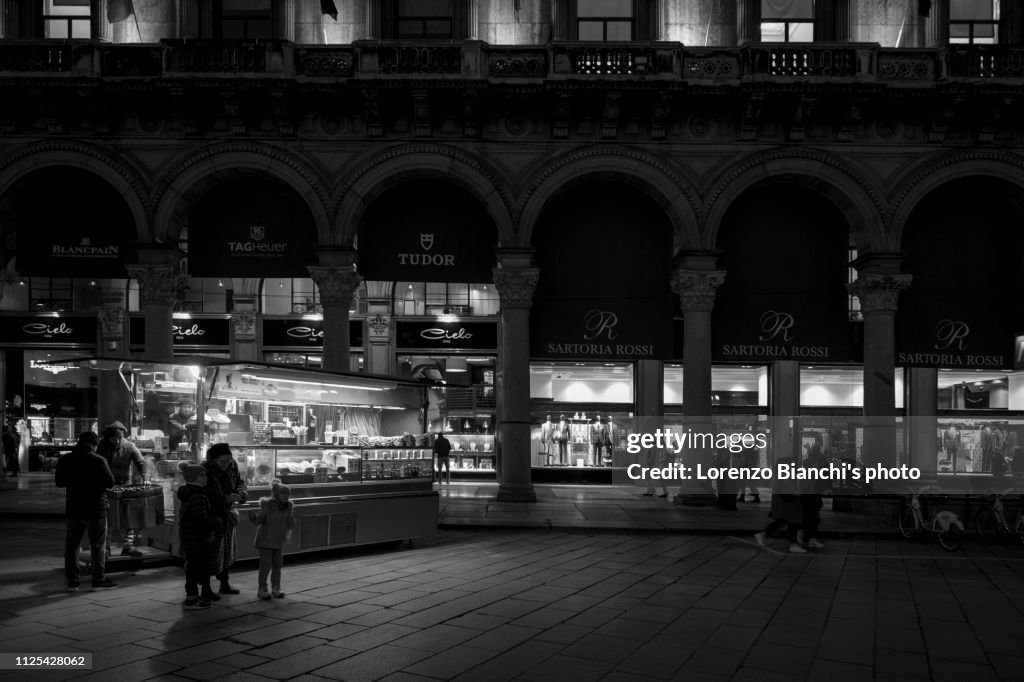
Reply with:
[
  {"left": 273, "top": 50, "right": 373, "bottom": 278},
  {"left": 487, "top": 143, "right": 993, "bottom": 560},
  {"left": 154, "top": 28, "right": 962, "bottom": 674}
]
[{"left": 63, "top": 357, "right": 441, "bottom": 559}]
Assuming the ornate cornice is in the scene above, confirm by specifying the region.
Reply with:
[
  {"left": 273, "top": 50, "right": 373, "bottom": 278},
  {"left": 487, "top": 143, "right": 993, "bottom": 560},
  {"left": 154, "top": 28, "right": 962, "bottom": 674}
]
[
  {"left": 0, "top": 140, "right": 149, "bottom": 221},
  {"left": 671, "top": 269, "right": 726, "bottom": 312},
  {"left": 847, "top": 274, "right": 912, "bottom": 314},
  {"left": 702, "top": 147, "right": 887, "bottom": 236},
  {"left": 519, "top": 145, "right": 702, "bottom": 229},
  {"left": 335, "top": 143, "right": 515, "bottom": 226},
  {"left": 308, "top": 266, "right": 362, "bottom": 307},
  {"left": 152, "top": 141, "right": 331, "bottom": 224},
  {"left": 492, "top": 267, "right": 540, "bottom": 309},
  {"left": 888, "top": 150, "right": 1024, "bottom": 235}
]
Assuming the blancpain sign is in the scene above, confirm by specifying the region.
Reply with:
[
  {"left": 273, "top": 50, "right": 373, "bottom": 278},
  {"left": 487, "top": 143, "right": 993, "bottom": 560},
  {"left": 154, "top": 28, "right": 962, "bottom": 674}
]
[{"left": 52, "top": 237, "right": 118, "bottom": 258}]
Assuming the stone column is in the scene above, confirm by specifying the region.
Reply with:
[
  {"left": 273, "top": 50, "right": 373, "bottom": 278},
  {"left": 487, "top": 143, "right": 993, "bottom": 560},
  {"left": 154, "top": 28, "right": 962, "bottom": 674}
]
[
  {"left": 492, "top": 251, "right": 539, "bottom": 502},
  {"left": 906, "top": 367, "right": 938, "bottom": 477},
  {"left": 1000, "top": 1, "right": 1024, "bottom": 45},
  {"left": 925, "top": 0, "right": 949, "bottom": 47},
  {"left": 365, "top": 0, "right": 380, "bottom": 39},
  {"left": 126, "top": 264, "right": 183, "bottom": 361},
  {"left": 847, "top": 263, "right": 911, "bottom": 469},
  {"left": 835, "top": 0, "right": 853, "bottom": 41},
  {"left": 308, "top": 258, "right": 361, "bottom": 372},
  {"left": 736, "top": 0, "right": 761, "bottom": 44},
  {"left": 178, "top": 0, "right": 201, "bottom": 38},
  {"left": 272, "top": 0, "right": 295, "bottom": 41},
  {"left": 0, "top": 0, "right": 21, "bottom": 38},
  {"left": 551, "top": 0, "right": 569, "bottom": 40},
  {"left": 769, "top": 360, "right": 800, "bottom": 463},
  {"left": 93, "top": 0, "right": 113, "bottom": 42},
  {"left": 670, "top": 263, "right": 726, "bottom": 505}
]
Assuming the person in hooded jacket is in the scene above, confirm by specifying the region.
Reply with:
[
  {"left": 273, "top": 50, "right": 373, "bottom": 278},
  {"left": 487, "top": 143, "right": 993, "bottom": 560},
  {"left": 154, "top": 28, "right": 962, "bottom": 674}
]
[
  {"left": 56, "top": 432, "right": 116, "bottom": 591},
  {"left": 249, "top": 480, "right": 296, "bottom": 600},
  {"left": 203, "top": 443, "right": 248, "bottom": 594},
  {"left": 177, "top": 464, "right": 219, "bottom": 610}
]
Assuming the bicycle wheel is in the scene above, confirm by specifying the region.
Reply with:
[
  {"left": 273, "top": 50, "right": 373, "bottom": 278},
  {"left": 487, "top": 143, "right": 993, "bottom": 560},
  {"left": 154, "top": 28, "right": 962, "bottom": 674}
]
[
  {"left": 974, "top": 506, "right": 1005, "bottom": 542},
  {"left": 897, "top": 504, "right": 916, "bottom": 539},
  {"left": 938, "top": 524, "right": 963, "bottom": 552}
]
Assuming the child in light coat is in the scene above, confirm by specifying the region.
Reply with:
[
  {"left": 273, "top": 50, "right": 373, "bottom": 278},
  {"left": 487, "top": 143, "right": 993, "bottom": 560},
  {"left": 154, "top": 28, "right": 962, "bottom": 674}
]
[{"left": 248, "top": 480, "right": 295, "bottom": 599}]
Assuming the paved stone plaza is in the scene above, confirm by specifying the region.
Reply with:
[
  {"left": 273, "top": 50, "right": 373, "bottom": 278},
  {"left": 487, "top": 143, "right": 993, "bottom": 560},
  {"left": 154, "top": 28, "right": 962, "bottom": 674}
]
[{"left": 2, "top": 515, "right": 1024, "bottom": 682}]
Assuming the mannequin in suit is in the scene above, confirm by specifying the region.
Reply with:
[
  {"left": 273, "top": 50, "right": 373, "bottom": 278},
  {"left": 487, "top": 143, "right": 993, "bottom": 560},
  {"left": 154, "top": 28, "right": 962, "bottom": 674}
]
[
  {"left": 539, "top": 415, "right": 554, "bottom": 456},
  {"left": 942, "top": 425, "right": 960, "bottom": 471},
  {"left": 590, "top": 416, "right": 607, "bottom": 467},
  {"left": 556, "top": 415, "right": 569, "bottom": 464},
  {"left": 603, "top": 417, "right": 617, "bottom": 465},
  {"left": 980, "top": 425, "right": 995, "bottom": 472}
]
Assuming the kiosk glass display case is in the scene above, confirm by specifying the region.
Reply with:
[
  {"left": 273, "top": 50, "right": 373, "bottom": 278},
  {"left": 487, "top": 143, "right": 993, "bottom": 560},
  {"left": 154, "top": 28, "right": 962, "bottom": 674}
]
[{"left": 61, "top": 358, "right": 441, "bottom": 558}]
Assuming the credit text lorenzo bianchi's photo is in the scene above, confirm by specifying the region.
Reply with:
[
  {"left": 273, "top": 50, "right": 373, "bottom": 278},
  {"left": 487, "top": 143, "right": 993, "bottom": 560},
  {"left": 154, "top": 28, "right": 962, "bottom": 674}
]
[{"left": 1, "top": 1, "right": 1023, "bottom": 680}]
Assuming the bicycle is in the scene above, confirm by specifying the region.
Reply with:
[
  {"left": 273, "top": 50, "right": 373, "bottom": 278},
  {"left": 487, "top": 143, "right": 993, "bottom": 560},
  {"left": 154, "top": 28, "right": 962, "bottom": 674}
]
[
  {"left": 974, "top": 490, "right": 1024, "bottom": 545},
  {"left": 897, "top": 486, "right": 964, "bottom": 552}
]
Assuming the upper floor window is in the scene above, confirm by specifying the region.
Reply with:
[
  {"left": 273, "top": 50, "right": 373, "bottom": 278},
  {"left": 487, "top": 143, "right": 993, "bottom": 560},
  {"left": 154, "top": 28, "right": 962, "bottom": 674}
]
[
  {"left": 396, "top": 0, "right": 454, "bottom": 39},
  {"left": 577, "top": 0, "right": 633, "bottom": 41},
  {"left": 393, "top": 282, "right": 497, "bottom": 317},
  {"left": 218, "top": 0, "right": 272, "bottom": 40},
  {"left": 761, "top": 0, "right": 814, "bottom": 43},
  {"left": 950, "top": 0, "right": 999, "bottom": 44},
  {"left": 43, "top": 0, "right": 90, "bottom": 39}
]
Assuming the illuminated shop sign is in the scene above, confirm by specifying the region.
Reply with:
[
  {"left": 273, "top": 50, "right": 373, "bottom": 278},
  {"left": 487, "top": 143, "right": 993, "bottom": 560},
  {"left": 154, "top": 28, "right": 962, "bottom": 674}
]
[
  {"left": 396, "top": 320, "right": 497, "bottom": 349},
  {"left": 530, "top": 300, "right": 671, "bottom": 360},
  {"left": 897, "top": 309, "right": 1010, "bottom": 369},
  {"left": 0, "top": 316, "right": 97, "bottom": 345},
  {"left": 261, "top": 318, "right": 364, "bottom": 348},
  {"left": 128, "top": 316, "right": 231, "bottom": 347},
  {"left": 716, "top": 309, "right": 834, "bottom": 362}
]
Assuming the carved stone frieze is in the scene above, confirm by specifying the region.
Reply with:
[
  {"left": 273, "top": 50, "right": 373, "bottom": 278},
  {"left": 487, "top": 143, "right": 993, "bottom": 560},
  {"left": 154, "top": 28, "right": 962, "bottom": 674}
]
[
  {"left": 492, "top": 268, "right": 540, "bottom": 309},
  {"left": 308, "top": 266, "right": 362, "bottom": 308},
  {"left": 671, "top": 269, "right": 727, "bottom": 313},
  {"left": 847, "top": 274, "right": 912, "bottom": 314}
]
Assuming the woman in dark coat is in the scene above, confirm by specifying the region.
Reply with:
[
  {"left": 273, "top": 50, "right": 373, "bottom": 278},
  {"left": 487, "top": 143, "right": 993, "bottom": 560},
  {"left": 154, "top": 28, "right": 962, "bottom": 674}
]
[{"left": 202, "top": 443, "right": 248, "bottom": 594}]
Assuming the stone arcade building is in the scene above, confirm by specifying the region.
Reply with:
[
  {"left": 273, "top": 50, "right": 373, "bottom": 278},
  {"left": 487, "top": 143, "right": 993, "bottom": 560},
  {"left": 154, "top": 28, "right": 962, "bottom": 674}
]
[{"left": 1, "top": 1, "right": 1023, "bottom": 500}]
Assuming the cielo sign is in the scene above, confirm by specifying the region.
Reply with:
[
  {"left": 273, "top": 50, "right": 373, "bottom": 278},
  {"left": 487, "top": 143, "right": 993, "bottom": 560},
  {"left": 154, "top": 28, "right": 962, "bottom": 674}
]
[
  {"left": 719, "top": 310, "right": 830, "bottom": 360},
  {"left": 286, "top": 325, "right": 324, "bottom": 341},
  {"left": 396, "top": 320, "right": 497, "bottom": 349},
  {"left": 22, "top": 322, "right": 75, "bottom": 338},
  {"left": 420, "top": 327, "right": 473, "bottom": 343}
]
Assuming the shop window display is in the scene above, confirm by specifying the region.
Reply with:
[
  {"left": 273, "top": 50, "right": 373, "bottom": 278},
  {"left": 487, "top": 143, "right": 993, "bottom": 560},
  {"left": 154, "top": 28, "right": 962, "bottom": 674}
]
[
  {"left": 938, "top": 370, "right": 1023, "bottom": 410},
  {"left": 936, "top": 419, "right": 1022, "bottom": 474},
  {"left": 530, "top": 362, "right": 633, "bottom": 468}
]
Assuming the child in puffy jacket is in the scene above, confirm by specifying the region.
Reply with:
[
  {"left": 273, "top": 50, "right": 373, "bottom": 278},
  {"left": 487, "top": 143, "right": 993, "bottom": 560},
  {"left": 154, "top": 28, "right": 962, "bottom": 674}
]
[{"left": 249, "top": 480, "right": 295, "bottom": 600}]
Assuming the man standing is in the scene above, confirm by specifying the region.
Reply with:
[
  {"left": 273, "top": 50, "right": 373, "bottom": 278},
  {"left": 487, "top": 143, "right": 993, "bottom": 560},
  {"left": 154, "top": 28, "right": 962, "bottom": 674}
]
[
  {"left": 98, "top": 421, "right": 150, "bottom": 556},
  {"left": 433, "top": 432, "right": 452, "bottom": 485},
  {"left": 56, "top": 432, "right": 117, "bottom": 591}
]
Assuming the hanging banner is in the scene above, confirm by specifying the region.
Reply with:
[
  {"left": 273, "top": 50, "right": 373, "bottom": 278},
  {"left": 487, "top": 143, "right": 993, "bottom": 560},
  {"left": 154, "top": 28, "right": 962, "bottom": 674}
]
[
  {"left": 356, "top": 180, "right": 496, "bottom": 282},
  {"left": 261, "top": 318, "right": 364, "bottom": 348},
  {"left": 712, "top": 185, "right": 850, "bottom": 363},
  {"left": 896, "top": 298, "right": 1011, "bottom": 368},
  {"left": 396, "top": 320, "right": 497, "bottom": 350},
  {"left": 530, "top": 298, "right": 672, "bottom": 360},
  {"left": 128, "top": 316, "right": 231, "bottom": 348},
  {"left": 0, "top": 315, "right": 97, "bottom": 346},
  {"left": 187, "top": 178, "right": 317, "bottom": 277}
]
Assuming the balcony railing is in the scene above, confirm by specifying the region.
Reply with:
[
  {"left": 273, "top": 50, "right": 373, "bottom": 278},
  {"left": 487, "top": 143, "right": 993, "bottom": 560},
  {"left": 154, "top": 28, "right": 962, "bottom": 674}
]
[{"left": 0, "top": 39, "right": 1021, "bottom": 85}]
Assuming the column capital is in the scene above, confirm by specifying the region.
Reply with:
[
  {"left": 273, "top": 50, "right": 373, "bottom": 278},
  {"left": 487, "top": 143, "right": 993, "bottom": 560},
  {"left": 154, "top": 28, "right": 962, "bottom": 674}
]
[
  {"left": 492, "top": 267, "right": 540, "bottom": 309},
  {"left": 671, "top": 269, "right": 726, "bottom": 312},
  {"left": 367, "top": 313, "right": 391, "bottom": 340},
  {"left": 97, "top": 308, "right": 125, "bottom": 342},
  {"left": 232, "top": 310, "right": 258, "bottom": 342},
  {"left": 847, "top": 274, "right": 912, "bottom": 314},
  {"left": 308, "top": 266, "right": 362, "bottom": 308},
  {"left": 126, "top": 264, "right": 185, "bottom": 306}
]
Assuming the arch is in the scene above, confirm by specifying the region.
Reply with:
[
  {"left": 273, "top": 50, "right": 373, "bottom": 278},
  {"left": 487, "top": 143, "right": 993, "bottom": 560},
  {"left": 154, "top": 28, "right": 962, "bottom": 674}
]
[
  {"left": 334, "top": 144, "right": 515, "bottom": 246},
  {"left": 0, "top": 141, "right": 150, "bottom": 240},
  {"left": 888, "top": 151, "right": 1024, "bottom": 248},
  {"left": 702, "top": 148, "right": 888, "bottom": 253},
  {"left": 518, "top": 146, "right": 702, "bottom": 252},
  {"left": 151, "top": 143, "right": 332, "bottom": 243}
]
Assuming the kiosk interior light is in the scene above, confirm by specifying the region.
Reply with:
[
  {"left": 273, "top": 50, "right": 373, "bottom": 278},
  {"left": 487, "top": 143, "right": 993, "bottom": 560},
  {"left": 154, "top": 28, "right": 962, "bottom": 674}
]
[{"left": 241, "top": 374, "right": 385, "bottom": 391}]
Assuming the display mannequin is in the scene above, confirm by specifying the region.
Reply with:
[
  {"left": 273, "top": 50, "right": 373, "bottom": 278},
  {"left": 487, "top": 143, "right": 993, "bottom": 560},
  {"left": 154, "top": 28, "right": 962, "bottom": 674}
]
[
  {"left": 980, "top": 424, "right": 995, "bottom": 472},
  {"left": 604, "top": 417, "right": 616, "bottom": 464},
  {"left": 556, "top": 415, "right": 569, "bottom": 464},
  {"left": 942, "top": 425, "right": 960, "bottom": 471},
  {"left": 540, "top": 415, "right": 554, "bottom": 456},
  {"left": 590, "top": 415, "right": 607, "bottom": 467}
]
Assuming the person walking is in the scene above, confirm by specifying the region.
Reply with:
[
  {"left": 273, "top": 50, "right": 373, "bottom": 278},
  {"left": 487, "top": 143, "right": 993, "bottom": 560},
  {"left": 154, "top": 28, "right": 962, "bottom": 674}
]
[
  {"left": 56, "top": 432, "right": 117, "bottom": 591},
  {"left": 433, "top": 432, "right": 452, "bottom": 485},
  {"left": 203, "top": 443, "right": 248, "bottom": 595},
  {"left": 3, "top": 424, "right": 20, "bottom": 477},
  {"left": 249, "top": 480, "right": 296, "bottom": 600},
  {"left": 754, "top": 456, "right": 805, "bottom": 553},
  {"left": 177, "top": 464, "right": 218, "bottom": 610},
  {"left": 97, "top": 421, "right": 150, "bottom": 556}
]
